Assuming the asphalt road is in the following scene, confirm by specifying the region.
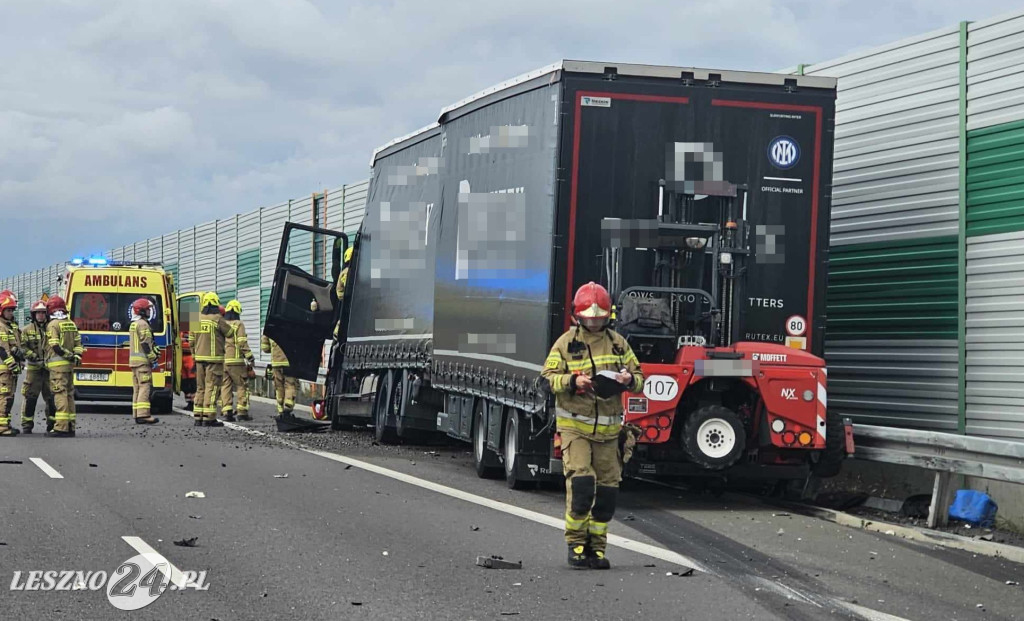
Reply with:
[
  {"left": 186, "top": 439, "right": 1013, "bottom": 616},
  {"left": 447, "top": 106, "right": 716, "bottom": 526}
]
[{"left": 1, "top": 392, "right": 1022, "bottom": 620}]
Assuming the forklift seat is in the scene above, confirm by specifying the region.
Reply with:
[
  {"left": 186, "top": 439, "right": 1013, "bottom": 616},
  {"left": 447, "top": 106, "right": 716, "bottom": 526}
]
[{"left": 615, "top": 297, "right": 677, "bottom": 364}]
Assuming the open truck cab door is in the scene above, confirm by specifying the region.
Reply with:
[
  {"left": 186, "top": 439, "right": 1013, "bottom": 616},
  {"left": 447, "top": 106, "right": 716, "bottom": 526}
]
[{"left": 265, "top": 222, "right": 349, "bottom": 382}]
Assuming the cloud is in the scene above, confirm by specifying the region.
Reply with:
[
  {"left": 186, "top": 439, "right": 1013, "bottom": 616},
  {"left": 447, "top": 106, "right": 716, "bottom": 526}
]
[{"left": 1, "top": 0, "right": 1022, "bottom": 277}]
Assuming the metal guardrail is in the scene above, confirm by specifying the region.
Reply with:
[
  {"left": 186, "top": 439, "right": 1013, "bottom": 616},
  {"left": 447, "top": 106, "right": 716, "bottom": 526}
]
[{"left": 851, "top": 424, "right": 1024, "bottom": 527}]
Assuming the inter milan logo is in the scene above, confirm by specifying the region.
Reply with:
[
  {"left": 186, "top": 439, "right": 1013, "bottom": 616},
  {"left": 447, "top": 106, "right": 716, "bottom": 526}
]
[{"left": 767, "top": 136, "right": 800, "bottom": 169}]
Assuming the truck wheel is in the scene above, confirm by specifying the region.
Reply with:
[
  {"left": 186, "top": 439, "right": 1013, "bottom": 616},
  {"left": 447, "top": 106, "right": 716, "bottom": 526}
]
[
  {"left": 682, "top": 405, "right": 746, "bottom": 470},
  {"left": 810, "top": 411, "right": 845, "bottom": 478},
  {"left": 503, "top": 409, "right": 535, "bottom": 490},
  {"left": 473, "top": 399, "right": 502, "bottom": 479},
  {"left": 373, "top": 371, "right": 398, "bottom": 445}
]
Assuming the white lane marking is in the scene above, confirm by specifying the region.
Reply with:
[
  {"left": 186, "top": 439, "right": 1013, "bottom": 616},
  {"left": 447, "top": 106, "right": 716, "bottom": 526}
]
[
  {"left": 30, "top": 457, "right": 63, "bottom": 479},
  {"left": 121, "top": 536, "right": 192, "bottom": 589},
  {"left": 837, "top": 601, "right": 913, "bottom": 621},
  {"left": 218, "top": 421, "right": 702, "bottom": 571}
]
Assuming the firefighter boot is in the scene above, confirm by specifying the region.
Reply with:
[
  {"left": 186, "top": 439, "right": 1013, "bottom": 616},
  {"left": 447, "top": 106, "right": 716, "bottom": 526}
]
[
  {"left": 222, "top": 410, "right": 236, "bottom": 422},
  {"left": 236, "top": 412, "right": 252, "bottom": 421},
  {"left": 204, "top": 418, "right": 225, "bottom": 427},
  {"left": 588, "top": 549, "right": 611, "bottom": 570},
  {"left": 135, "top": 416, "right": 160, "bottom": 425},
  {"left": 568, "top": 544, "right": 589, "bottom": 569}
]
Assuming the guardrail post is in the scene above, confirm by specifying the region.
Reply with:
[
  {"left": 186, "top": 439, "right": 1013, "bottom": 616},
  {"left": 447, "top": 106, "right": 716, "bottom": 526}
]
[{"left": 928, "top": 471, "right": 959, "bottom": 528}]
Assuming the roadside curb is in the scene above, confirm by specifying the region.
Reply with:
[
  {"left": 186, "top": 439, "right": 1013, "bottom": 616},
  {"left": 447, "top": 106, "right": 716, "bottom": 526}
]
[{"left": 768, "top": 499, "right": 1024, "bottom": 565}]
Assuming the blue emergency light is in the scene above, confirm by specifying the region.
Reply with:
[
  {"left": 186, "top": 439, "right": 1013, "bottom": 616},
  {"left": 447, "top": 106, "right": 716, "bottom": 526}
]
[
  {"left": 70, "top": 257, "right": 84, "bottom": 266},
  {"left": 87, "top": 256, "right": 108, "bottom": 266}
]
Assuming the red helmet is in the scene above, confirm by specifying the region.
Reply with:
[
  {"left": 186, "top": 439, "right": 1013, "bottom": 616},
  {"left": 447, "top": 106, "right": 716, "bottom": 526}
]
[
  {"left": 573, "top": 282, "right": 612, "bottom": 319},
  {"left": 0, "top": 290, "right": 16, "bottom": 312},
  {"left": 132, "top": 298, "right": 154, "bottom": 316},
  {"left": 30, "top": 300, "right": 47, "bottom": 316},
  {"left": 46, "top": 296, "right": 68, "bottom": 315}
]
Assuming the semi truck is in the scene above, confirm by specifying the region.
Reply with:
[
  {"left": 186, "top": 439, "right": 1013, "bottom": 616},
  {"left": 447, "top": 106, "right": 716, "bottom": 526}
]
[{"left": 264, "top": 60, "right": 852, "bottom": 488}]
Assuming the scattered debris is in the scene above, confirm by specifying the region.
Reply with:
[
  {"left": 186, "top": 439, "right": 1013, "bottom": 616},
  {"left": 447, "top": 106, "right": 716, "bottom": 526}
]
[
  {"left": 1007, "top": 581, "right": 1020, "bottom": 586},
  {"left": 776, "top": 529, "right": 785, "bottom": 536},
  {"left": 884, "top": 530, "right": 896, "bottom": 536},
  {"left": 262, "top": 593, "right": 268, "bottom": 598},
  {"left": 89, "top": 464, "right": 97, "bottom": 468},
  {"left": 476, "top": 556, "right": 522, "bottom": 570},
  {"left": 173, "top": 537, "right": 198, "bottom": 547},
  {"left": 977, "top": 534, "right": 994, "bottom": 541},
  {"left": 273, "top": 474, "right": 289, "bottom": 479},
  {"left": 665, "top": 568, "right": 695, "bottom": 577},
  {"left": 977, "top": 604, "right": 985, "bottom": 609},
  {"left": 471, "top": 526, "right": 480, "bottom": 531},
  {"left": 643, "top": 564, "right": 656, "bottom": 568},
  {"left": 344, "top": 465, "right": 352, "bottom": 470},
  {"left": 351, "top": 602, "right": 362, "bottom": 606},
  {"left": 189, "top": 515, "right": 202, "bottom": 520},
  {"left": 221, "top": 463, "right": 226, "bottom": 468},
  {"left": 382, "top": 551, "right": 389, "bottom": 556},
  {"left": 773, "top": 512, "right": 790, "bottom": 517},
  {"left": 499, "top": 613, "right": 520, "bottom": 616},
  {"left": 0, "top": 460, "right": 23, "bottom": 465},
  {"left": 622, "top": 514, "right": 636, "bottom": 521},
  {"left": 185, "top": 491, "right": 205, "bottom": 498},
  {"left": 512, "top": 583, "right": 522, "bottom": 587}
]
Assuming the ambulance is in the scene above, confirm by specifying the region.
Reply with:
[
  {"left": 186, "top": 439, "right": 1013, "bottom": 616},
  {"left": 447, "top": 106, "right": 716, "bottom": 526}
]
[{"left": 63, "top": 258, "right": 180, "bottom": 413}]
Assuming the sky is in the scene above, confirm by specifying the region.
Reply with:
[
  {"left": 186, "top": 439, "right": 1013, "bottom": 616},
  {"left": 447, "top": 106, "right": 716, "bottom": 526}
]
[{"left": 1, "top": 0, "right": 1022, "bottom": 278}]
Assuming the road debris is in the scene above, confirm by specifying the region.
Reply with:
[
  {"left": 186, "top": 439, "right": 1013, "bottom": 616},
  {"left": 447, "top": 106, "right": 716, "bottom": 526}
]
[
  {"left": 622, "top": 514, "right": 636, "bottom": 521},
  {"left": 173, "top": 537, "right": 198, "bottom": 547},
  {"left": 185, "top": 491, "right": 205, "bottom": 498},
  {"left": 1007, "top": 581, "right": 1020, "bottom": 586},
  {"left": 665, "top": 568, "right": 695, "bottom": 577},
  {"left": 471, "top": 526, "right": 480, "bottom": 531},
  {"left": 884, "top": 530, "right": 896, "bottom": 536},
  {"left": 382, "top": 551, "right": 389, "bottom": 556},
  {"left": 773, "top": 512, "right": 790, "bottom": 517},
  {"left": 0, "top": 460, "right": 23, "bottom": 465},
  {"left": 189, "top": 515, "right": 202, "bottom": 519},
  {"left": 777, "top": 529, "right": 785, "bottom": 536},
  {"left": 273, "top": 474, "right": 289, "bottom": 478},
  {"left": 89, "top": 464, "right": 98, "bottom": 468},
  {"left": 476, "top": 556, "right": 522, "bottom": 570}
]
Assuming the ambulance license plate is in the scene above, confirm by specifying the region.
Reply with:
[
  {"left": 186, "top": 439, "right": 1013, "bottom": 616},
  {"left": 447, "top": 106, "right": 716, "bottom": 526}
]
[{"left": 76, "top": 372, "right": 109, "bottom": 382}]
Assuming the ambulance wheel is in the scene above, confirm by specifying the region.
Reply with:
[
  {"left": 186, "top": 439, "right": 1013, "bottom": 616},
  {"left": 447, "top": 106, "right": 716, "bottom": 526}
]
[
  {"left": 473, "top": 399, "right": 502, "bottom": 479},
  {"left": 683, "top": 405, "right": 745, "bottom": 470},
  {"left": 503, "top": 409, "right": 534, "bottom": 490},
  {"left": 810, "top": 411, "right": 845, "bottom": 478},
  {"left": 373, "top": 371, "right": 398, "bottom": 445}
]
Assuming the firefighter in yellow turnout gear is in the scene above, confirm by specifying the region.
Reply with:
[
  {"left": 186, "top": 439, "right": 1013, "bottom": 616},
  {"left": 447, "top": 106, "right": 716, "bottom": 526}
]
[
  {"left": 260, "top": 336, "right": 298, "bottom": 415},
  {"left": 189, "top": 292, "right": 233, "bottom": 427},
  {"left": 129, "top": 298, "right": 160, "bottom": 424},
  {"left": 220, "top": 300, "right": 255, "bottom": 422},
  {"left": 19, "top": 300, "right": 55, "bottom": 433},
  {"left": 44, "top": 296, "right": 83, "bottom": 437},
  {"left": 0, "top": 290, "right": 23, "bottom": 436},
  {"left": 332, "top": 245, "right": 353, "bottom": 340},
  {"left": 541, "top": 282, "right": 644, "bottom": 569}
]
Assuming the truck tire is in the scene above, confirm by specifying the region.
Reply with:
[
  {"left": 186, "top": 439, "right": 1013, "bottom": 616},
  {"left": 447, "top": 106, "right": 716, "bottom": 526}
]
[
  {"left": 682, "top": 405, "right": 746, "bottom": 470},
  {"left": 373, "top": 371, "right": 398, "bottom": 445},
  {"left": 473, "top": 399, "right": 502, "bottom": 479},
  {"left": 810, "top": 411, "right": 845, "bottom": 478},
  {"left": 503, "top": 409, "right": 535, "bottom": 490}
]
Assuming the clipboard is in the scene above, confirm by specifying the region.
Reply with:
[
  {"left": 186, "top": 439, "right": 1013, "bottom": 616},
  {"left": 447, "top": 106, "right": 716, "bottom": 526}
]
[{"left": 592, "top": 370, "right": 628, "bottom": 399}]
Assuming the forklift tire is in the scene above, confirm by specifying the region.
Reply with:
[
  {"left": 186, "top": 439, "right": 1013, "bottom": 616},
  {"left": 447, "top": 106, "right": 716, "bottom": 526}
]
[
  {"left": 682, "top": 405, "right": 746, "bottom": 470},
  {"left": 810, "top": 411, "right": 845, "bottom": 478},
  {"left": 373, "top": 371, "right": 399, "bottom": 445}
]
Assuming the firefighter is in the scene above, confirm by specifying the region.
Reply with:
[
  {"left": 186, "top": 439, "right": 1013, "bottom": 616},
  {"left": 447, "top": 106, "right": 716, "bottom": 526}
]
[
  {"left": 0, "top": 290, "right": 23, "bottom": 436},
  {"left": 188, "top": 292, "right": 233, "bottom": 427},
  {"left": 19, "top": 300, "right": 55, "bottom": 433},
  {"left": 44, "top": 296, "right": 83, "bottom": 437},
  {"left": 260, "top": 335, "right": 298, "bottom": 416},
  {"left": 540, "top": 282, "right": 644, "bottom": 569},
  {"left": 332, "top": 245, "right": 354, "bottom": 341},
  {"left": 220, "top": 300, "right": 255, "bottom": 422},
  {"left": 129, "top": 298, "right": 160, "bottom": 425}
]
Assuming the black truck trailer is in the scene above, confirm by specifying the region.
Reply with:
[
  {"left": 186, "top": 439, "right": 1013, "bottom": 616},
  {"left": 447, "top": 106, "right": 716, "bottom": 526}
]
[{"left": 265, "top": 60, "right": 841, "bottom": 488}]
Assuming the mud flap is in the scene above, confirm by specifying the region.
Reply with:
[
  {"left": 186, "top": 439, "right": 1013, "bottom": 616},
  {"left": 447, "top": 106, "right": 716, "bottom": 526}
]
[{"left": 276, "top": 412, "right": 330, "bottom": 433}]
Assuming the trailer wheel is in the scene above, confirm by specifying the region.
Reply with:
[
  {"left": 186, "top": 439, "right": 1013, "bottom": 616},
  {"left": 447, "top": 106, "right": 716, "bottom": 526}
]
[
  {"left": 503, "top": 409, "right": 534, "bottom": 490},
  {"left": 373, "top": 371, "right": 399, "bottom": 444},
  {"left": 682, "top": 405, "right": 746, "bottom": 470},
  {"left": 810, "top": 411, "right": 845, "bottom": 478},
  {"left": 473, "top": 400, "right": 502, "bottom": 479}
]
